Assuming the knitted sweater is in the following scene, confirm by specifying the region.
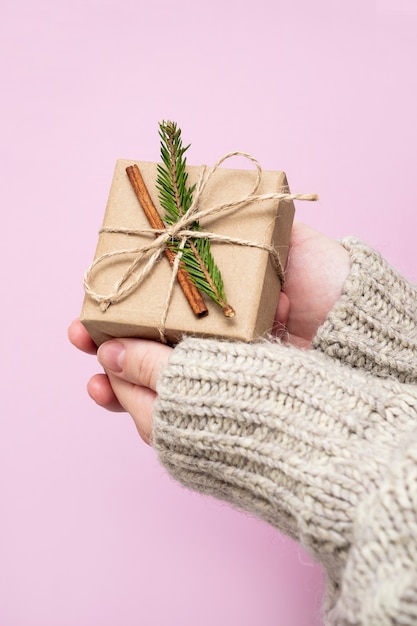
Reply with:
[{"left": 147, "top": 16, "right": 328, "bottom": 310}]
[{"left": 152, "top": 238, "right": 417, "bottom": 626}]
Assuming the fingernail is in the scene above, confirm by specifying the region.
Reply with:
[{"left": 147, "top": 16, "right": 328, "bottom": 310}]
[{"left": 97, "top": 341, "right": 125, "bottom": 372}]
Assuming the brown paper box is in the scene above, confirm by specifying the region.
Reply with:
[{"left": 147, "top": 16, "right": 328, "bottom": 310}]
[{"left": 81, "top": 160, "right": 295, "bottom": 345}]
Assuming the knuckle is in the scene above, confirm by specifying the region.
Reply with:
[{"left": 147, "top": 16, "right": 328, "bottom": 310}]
[
  {"left": 125, "top": 342, "right": 158, "bottom": 390},
  {"left": 137, "top": 345, "right": 155, "bottom": 389}
]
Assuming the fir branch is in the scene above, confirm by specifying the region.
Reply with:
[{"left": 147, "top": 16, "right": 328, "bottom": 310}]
[{"left": 156, "top": 121, "right": 235, "bottom": 317}]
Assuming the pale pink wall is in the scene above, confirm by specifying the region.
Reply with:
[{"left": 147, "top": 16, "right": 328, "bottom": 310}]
[{"left": 1, "top": 1, "right": 416, "bottom": 624}]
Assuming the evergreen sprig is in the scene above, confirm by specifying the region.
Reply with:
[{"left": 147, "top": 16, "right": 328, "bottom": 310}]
[
  {"left": 156, "top": 121, "right": 234, "bottom": 317},
  {"left": 156, "top": 121, "right": 195, "bottom": 224}
]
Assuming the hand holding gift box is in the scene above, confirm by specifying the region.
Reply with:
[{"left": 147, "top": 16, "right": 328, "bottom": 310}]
[{"left": 81, "top": 122, "right": 317, "bottom": 345}]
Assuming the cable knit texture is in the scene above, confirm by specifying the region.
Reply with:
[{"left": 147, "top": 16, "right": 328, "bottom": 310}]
[{"left": 152, "top": 240, "right": 417, "bottom": 626}]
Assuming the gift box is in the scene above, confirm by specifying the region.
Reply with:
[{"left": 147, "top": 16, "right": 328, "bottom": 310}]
[{"left": 81, "top": 159, "right": 295, "bottom": 345}]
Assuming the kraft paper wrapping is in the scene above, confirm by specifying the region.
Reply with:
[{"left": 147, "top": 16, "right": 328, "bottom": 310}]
[{"left": 81, "top": 159, "right": 295, "bottom": 345}]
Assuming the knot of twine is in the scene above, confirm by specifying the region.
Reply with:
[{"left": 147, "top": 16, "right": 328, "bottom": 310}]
[{"left": 84, "top": 152, "right": 318, "bottom": 340}]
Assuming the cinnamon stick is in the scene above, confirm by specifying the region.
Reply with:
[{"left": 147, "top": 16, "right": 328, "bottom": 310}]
[{"left": 126, "top": 164, "right": 208, "bottom": 318}]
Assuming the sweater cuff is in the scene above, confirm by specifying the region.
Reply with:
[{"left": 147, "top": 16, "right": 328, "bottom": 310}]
[{"left": 312, "top": 238, "right": 417, "bottom": 383}]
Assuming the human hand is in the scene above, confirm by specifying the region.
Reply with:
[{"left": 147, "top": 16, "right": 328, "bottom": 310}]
[
  {"left": 68, "top": 320, "right": 172, "bottom": 443},
  {"left": 275, "top": 223, "right": 350, "bottom": 347},
  {"left": 69, "top": 223, "right": 350, "bottom": 438}
]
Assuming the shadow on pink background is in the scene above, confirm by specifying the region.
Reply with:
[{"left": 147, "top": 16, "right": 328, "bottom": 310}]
[{"left": 1, "top": 1, "right": 416, "bottom": 625}]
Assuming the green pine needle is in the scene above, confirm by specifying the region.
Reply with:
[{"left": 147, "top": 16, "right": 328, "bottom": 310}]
[{"left": 156, "top": 120, "right": 234, "bottom": 316}]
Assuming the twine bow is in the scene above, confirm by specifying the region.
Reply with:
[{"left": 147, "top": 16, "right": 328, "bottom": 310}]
[{"left": 84, "top": 152, "right": 318, "bottom": 340}]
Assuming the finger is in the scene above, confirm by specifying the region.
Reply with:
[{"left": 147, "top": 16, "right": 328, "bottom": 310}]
[
  {"left": 274, "top": 291, "right": 290, "bottom": 325},
  {"left": 273, "top": 291, "right": 290, "bottom": 339},
  {"left": 107, "top": 372, "right": 156, "bottom": 444},
  {"left": 68, "top": 319, "right": 97, "bottom": 355},
  {"left": 87, "top": 373, "right": 125, "bottom": 412},
  {"left": 97, "top": 339, "right": 172, "bottom": 390}
]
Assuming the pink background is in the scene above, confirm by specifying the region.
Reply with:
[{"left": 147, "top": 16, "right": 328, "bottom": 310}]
[{"left": 1, "top": 1, "right": 416, "bottom": 624}]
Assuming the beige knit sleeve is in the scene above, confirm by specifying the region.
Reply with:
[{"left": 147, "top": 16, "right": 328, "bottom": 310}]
[
  {"left": 153, "top": 336, "right": 417, "bottom": 622},
  {"left": 312, "top": 238, "right": 417, "bottom": 383},
  {"left": 153, "top": 242, "right": 417, "bottom": 624}
]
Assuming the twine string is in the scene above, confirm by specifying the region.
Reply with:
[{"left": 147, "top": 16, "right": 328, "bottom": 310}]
[{"left": 83, "top": 152, "right": 318, "bottom": 338}]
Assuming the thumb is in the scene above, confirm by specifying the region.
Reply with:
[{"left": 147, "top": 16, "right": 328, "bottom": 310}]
[{"left": 97, "top": 339, "right": 172, "bottom": 390}]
